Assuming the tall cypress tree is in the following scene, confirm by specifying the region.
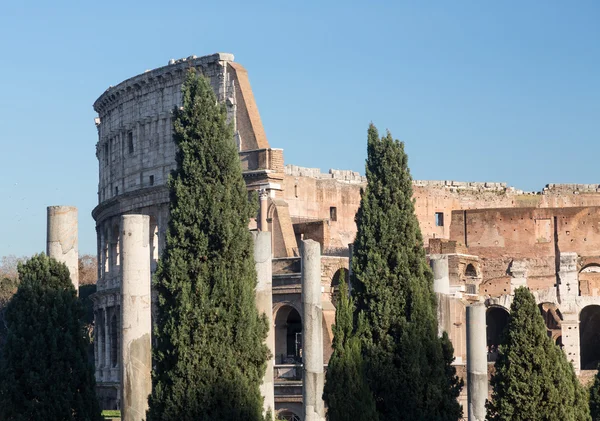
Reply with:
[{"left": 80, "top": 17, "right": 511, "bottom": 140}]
[
  {"left": 323, "top": 270, "right": 377, "bottom": 421},
  {"left": 590, "top": 369, "right": 600, "bottom": 420},
  {"left": 352, "top": 124, "right": 462, "bottom": 420},
  {"left": 487, "top": 287, "right": 590, "bottom": 421},
  {"left": 147, "top": 70, "right": 269, "bottom": 421},
  {"left": 0, "top": 254, "right": 102, "bottom": 421}
]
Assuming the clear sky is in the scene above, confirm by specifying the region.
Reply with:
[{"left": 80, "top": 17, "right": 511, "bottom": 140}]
[{"left": 0, "top": 1, "right": 598, "bottom": 258}]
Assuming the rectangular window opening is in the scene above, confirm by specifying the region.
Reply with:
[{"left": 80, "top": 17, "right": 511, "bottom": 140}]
[
  {"left": 115, "top": 186, "right": 119, "bottom": 196},
  {"left": 435, "top": 212, "right": 444, "bottom": 227},
  {"left": 149, "top": 175, "right": 154, "bottom": 186},
  {"left": 128, "top": 132, "right": 134, "bottom": 154},
  {"left": 330, "top": 206, "right": 337, "bottom": 222}
]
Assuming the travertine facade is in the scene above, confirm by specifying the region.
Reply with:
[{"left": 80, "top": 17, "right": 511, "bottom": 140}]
[{"left": 92, "top": 53, "right": 600, "bottom": 419}]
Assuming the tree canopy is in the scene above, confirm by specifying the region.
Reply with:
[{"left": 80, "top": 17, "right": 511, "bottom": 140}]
[
  {"left": 147, "top": 70, "right": 269, "bottom": 421},
  {"left": 487, "top": 286, "right": 590, "bottom": 421},
  {"left": 0, "top": 253, "right": 102, "bottom": 421}
]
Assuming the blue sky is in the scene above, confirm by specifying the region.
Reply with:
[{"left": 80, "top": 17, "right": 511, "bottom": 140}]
[{"left": 0, "top": 1, "right": 598, "bottom": 258}]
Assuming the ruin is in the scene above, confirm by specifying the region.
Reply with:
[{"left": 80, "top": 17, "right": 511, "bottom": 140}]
[{"left": 89, "top": 52, "right": 600, "bottom": 419}]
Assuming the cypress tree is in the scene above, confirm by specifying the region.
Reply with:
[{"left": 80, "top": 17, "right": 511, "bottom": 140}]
[
  {"left": 352, "top": 124, "right": 462, "bottom": 420},
  {"left": 323, "top": 270, "right": 377, "bottom": 421},
  {"left": 590, "top": 369, "right": 600, "bottom": 420},
  {"left": 487, "top": 286, "right": 590, "bottom": 421},
  {"left": 0, "top": 254, "right": 102, "bottom": 421},
  {"left": 147, "top": 70, "right": 269, "bottom": 421}
]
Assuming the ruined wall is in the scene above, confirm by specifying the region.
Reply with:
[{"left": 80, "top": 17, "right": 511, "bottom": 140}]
[{"left": 449, "top": 206, "right": 600, "bottom": 297}]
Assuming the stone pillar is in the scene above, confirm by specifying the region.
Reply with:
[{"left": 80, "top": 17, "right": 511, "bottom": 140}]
[
  {"left": 120, "top": 215, "right": 152, "bottom": 421},
  {"left": 259, "top": 189, "right": 269, "bottom": 232},
  {"left": 509, "top": 260, "right": 527, "bottom": 294},
  {"left": 104, "top": 306, "right": 111, "bottom": 377},
  {"left": 301, "top": 240, "right": 325, "bottom": 421},
  {"left": 253, "top": 231, "right": 275, "bottom": 418},
  {"left": 561, "top": 313, "right": 581, "bottom": 372},
  {"left": 466, "top": 303, "right": 487, "bottom": 421},
  {"left": 46, "top": 206, "right": 79, "bottom": 291},
  {"left": 558, "top": 252, "right": 578, "bottom": 301},
  {"left": 430, "top": 254, "right": 450, "bottom": 295}
]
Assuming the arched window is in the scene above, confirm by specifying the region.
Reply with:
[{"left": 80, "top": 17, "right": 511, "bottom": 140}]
[
  {"left": 465, "top": 264, "right": 477, "bottom": 278},
  {"left": 274, "top": 306, "right": 303, "bottom": 364},
  {"left": 486, "top": 306, "right": 509, "bottom": 361},
  {"left": 580, "top": 305, "right": 600, "bottom": 369},
  {"left": 579, "top": 264, "right": 600, "bottom": 296}
]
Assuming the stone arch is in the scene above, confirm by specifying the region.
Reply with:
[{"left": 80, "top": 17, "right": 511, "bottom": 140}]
[
  {"left": 579, "top": 264, "right": 600, "bottom": 296},
  {"left": 110, "top": 221, "right": 120, "bottom": 276},
  {"left": 330, "top": 268, "right": 349, "bottom": 304},
  {"left": 465, "top": 263, "right": 477, "bottom": 278},
  {"left": 486, "top": 306, "right": 509, "bottom": 360},
  {"left": 538, "top": 302, "right": 562, "bottom": 342},
  {"left": 580, "top": 305, "right": 600, "bottom": 369},
  {"left": 278, "top": 411, "right": 301, "bottom": 421},
  {"left": 274, "top": 305, "right": 303, "bottom": 364}
]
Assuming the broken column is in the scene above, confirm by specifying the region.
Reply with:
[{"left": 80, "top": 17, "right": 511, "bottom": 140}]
[
  {"left": 46, "top": 206, "right": 79, "bottom": 291},
  {"left": 259, "top": 189, "right": 269, "bottom": 231},
  {"left": 120, "top": 215, "right": 152, "bottom": 421},
  {"left": 430, "top": 254, "right": 450, "bottom": 295},
  {"left": 301, "top": 239, "right": 325, "bottom": 421},
  {"left": 253, "top": 231, "right": 275, "bottom": 418},
  {"left": 466, "top": 303, "right": 488, "bottom": 421},
  {"left": 430, "top": 254, "right": 450, "bottom": 337}
]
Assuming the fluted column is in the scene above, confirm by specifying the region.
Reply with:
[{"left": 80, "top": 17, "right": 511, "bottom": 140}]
[{"left": 120, "top": 215, "right": 152, "bottom": 421}]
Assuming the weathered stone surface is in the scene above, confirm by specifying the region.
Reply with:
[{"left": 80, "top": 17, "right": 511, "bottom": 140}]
[
  {"left": 46, "top": 206, "right": 79, "bottom": 291},
  {"left": 301, "top": 240, "right": 325, "bottom": 421},
  {"left": 253, "top": 231, "right": 275, "bottom": 418},
  {"left": 467, "top": 303, "right": 487, "bottom": 421},
  {"left": 120, "top": 215, "right": 151, "bottom": 421}
]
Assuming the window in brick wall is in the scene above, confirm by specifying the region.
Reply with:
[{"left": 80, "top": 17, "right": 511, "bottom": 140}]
[
  {"left": 149, "top": 175, "right": 154, "bottom": 186},
  {"left": 435, "top": 212, "right": 444, "bottom": 227},
  {"left": 115, "top": 186, "right": 119, "bottom": 196},
  {"left": 330, "top": 207, "right": 337, "bottom": 222}
]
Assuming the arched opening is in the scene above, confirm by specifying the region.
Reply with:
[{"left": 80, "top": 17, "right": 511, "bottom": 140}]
[
  {"left": 278, "top": 411, "right": 301, "bottom": 421},
  {"left": 580, "top": 305, "right": 600, "bottom": 369},
  {"left": 465, "top": 264, "right": 477, "bottom": 278},
  {"left": 579, "top": 264, "right": 600, "bottom": 296},
  {"left": 110, "top": 223, "right": 120, "bottom": 276},
  {"left": 110, "top": 312, "right": 118, "bottom": 367},
  {"left": 486, "top": 306, "right": 509, "bottom": 361},
  {"left": 330, "top": 268, "right": 349, "bottom": 304},
  {"left": 538, "top": 302, "right": 562, "bottom": 341},
  {"left": 274, "top": 306, "right": 303, "bottom": 364}
]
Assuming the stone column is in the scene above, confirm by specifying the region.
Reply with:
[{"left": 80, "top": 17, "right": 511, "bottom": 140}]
[
  {"left": 104, "top": 306, "right": 111, "bottom": 378},
  {"left": 430, "top": 254, "right": 450, "bottom": 295},
  {"left": 558, "top": 252, "right": 578, "bottom": 301},
  {"left": 301, "top": 240, "right": 325, "bottom": 421},
  {"left": 120, "top": 215, "right": 152, "bottom": 421},
  {"left": 46, "top": 206, "right": 79, "bottom": 291},
  {"left": 259, "top": 189, "right": 269, "bottom": 231},
  {"left": 509, "top": 260, "right": 527, "bottom": 294},
  {"left": 253, "top": 231, "right": 275, "bottom": 419},
  {"left": 466, "top": 303, "right": 487, "bottom": 421},
  {"left": 561, "top": 313, "right": 581, "bottom": 372}
]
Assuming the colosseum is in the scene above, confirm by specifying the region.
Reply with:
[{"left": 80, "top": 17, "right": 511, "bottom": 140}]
[{"left": 91, "top": 52, "right": 600, "bottom": 420}]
